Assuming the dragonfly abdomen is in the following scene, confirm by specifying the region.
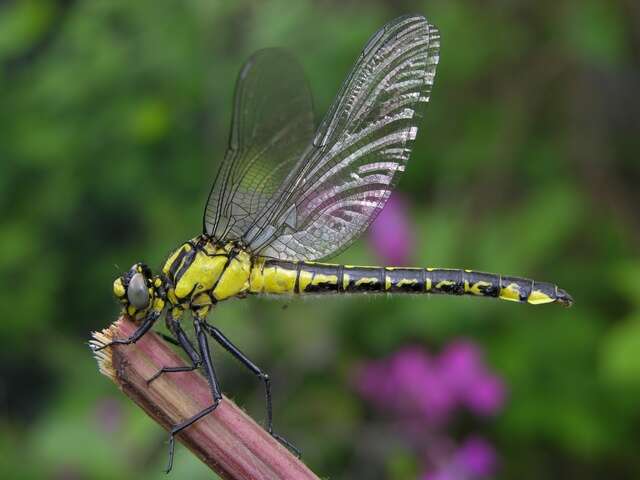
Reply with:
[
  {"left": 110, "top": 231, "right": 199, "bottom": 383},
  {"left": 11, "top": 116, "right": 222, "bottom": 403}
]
[{"left": 249, "top": 259, "right": 572, "bottom": 306}]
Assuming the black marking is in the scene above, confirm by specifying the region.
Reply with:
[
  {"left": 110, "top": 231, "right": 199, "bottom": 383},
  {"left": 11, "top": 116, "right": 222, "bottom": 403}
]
[
  {"left": 430, "top": 269, "right": 464, "bottom": 295},
  {"left": 343, "top": 266, "right": 384, "bottom": 293},
  {"left": 466, "top": 271, "right": 500, "bottom": 297},
  {"left": 385, "top": 268, "right": 424, "bottom": 293},
  {"left": 294, "top": 261, "right": 302, "bottom": 294},
  {"left": 301, "top": 263, "right": 340, "bottom": 293},
  {"left": 531, "top": 280, "right": 556, "bottom": 299},
  {"left": 209, "top": 247, "right": 232, "bottom": 294},
  {"left": 170, "top": 247, "right": 193, "bottom": 282},
  {"left": 501, "top": 275, "right": 532, "bottom": 301}
]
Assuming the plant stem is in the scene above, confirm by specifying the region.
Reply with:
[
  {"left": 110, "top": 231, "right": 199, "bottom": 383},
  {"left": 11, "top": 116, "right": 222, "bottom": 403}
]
[{"left": 91, "top": 316, "right": 320, "bottom": 480}]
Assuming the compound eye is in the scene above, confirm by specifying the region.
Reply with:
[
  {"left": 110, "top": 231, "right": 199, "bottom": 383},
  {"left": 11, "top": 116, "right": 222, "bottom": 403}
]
[{"left": 127, "top": 272, "right": 150, "bottom": 309}]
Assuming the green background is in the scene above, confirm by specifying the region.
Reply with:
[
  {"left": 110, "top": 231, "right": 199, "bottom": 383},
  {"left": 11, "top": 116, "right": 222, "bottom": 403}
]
[{"left": 1, "top": 0, "right": 639, "bottom": 478}]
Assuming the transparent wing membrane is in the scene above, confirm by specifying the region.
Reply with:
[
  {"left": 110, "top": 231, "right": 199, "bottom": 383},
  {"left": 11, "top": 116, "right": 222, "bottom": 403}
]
[
  {"left": 204, "top": 15, "right": 440, "bottom": 261},
  {"left": 203, "top": 48, "right": 315, "bottom": 239}
]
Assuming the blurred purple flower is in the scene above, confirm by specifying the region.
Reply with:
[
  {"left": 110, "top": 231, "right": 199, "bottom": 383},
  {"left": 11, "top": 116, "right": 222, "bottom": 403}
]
[
  {"left": 368, "top": 193, "right": 414, "bottom": 265},
  {"left": 93, "top": 397, "right": 123, "bottom": 434},
  {"left": 438, "top": 340, "right": 485, "bottom": 393},
  {"left": 455, "top": 436, "right": 498, "bottom": 477},
  {"left": 438, "top": 340, "right": 506, "bottom": 416},
  {"left": 355, "top": 341, "right": 505, "bottom": 480},
  {"left": 423, "top": 471, "right": 456, "bottom": 480},
  {"left": 354, "top": 345, "right": 456, "bottom": 426},
  {"left": 464, "top": 373, "right": 506, "bottom": 416},
  {"left": 422, "top": 437, "right": 498, "bottom": 480},
  {"left": 355, "top": 340, "right": 506, "bottom": 424}
]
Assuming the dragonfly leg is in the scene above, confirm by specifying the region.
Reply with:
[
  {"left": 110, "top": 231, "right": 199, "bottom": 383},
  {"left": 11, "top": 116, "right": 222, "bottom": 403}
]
[
  {"left": 165, "top": 316, "right": 222, "bottom": 473},
  {"left": 166, "top": 402, "right": 219, "bottom": 473},
  {"left": 202, "top": 322, "right": 301, "bottom": 457},
  {"left": 93, "top": 311, "right": 159, "bottom": 352},
  {"left": 147, "top": 314, "right": 202, "bottom": 385}
]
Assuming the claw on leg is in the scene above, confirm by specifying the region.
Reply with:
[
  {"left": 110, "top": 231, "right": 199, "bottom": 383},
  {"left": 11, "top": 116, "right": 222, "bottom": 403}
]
[
  {"left": 93, "top": 312, "right": 159, "bottom": 352},
  {"left": 147, "top": 364, "right": 200, "bottom": 386},
  {"left": 165, "top": 400, "right": 221, "bottom": 473}
]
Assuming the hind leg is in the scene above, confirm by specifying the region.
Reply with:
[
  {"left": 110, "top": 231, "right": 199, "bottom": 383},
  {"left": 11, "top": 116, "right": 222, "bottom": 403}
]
[{"left": 202, "top": 322, "right": 300, "bottom": 457}]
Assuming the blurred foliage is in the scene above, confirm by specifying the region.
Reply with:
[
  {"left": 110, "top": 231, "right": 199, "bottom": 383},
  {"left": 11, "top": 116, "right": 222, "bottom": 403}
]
[{"left": 0, "top": 0, "right": 639, "bottom": 479}]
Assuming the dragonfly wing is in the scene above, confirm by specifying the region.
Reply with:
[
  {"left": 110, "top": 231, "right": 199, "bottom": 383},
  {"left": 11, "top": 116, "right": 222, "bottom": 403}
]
[
  {"left": 255, "top": 15, "right": 440, "bottom": 260},
  {"left": 203, "top": 48, "right": 315, "bottom": 240}
]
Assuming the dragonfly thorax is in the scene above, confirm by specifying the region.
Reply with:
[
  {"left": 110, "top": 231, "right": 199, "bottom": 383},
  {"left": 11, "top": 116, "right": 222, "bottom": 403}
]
[{"left": 161, "top": 238, "right": 252, "bottom": 310}]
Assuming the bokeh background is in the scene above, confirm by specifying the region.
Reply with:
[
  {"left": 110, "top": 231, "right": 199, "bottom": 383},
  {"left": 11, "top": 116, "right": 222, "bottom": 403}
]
[{"left": 1, "top": 1, "right": 639, "bottom": 478}]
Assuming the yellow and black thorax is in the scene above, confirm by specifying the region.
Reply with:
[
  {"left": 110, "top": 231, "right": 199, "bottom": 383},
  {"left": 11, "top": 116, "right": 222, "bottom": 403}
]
[{"left": 161, "top": 238, "right": 252, "bottom": 306}]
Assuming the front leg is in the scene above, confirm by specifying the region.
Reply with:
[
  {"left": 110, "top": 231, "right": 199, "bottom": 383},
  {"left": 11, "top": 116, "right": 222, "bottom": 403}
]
[
  {"left": 93, "top": 310, "right": 160, "bottom": 352},
  {"left": 147, "top": 308, "right": 202, "bottom": 385}
]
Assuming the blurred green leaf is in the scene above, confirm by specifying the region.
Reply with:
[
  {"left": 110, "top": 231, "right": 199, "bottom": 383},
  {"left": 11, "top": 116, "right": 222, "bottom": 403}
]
[
  {"left": 600, "top": 314, "right": 640, "bottom": 392},
  {"left": 564, "top": 0, "right": 628, "bottom": 65}
]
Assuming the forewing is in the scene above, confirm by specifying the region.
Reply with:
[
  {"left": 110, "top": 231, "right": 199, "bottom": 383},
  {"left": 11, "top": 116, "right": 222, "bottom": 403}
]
[
  {"left": 254, "top": 15, "right": 440, "bottom": 260},
  {"left": 203, "top": 48, "right": 315, "bottom": 240}
]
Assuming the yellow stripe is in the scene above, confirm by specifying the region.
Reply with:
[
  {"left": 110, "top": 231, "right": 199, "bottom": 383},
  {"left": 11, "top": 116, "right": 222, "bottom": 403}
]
[
  {"left": 312, "top": 273, "right": 338, "bottom": 288},
  {"left": 468, "top": 281, "right": 492, "bottom": 296},
  {"left": 298, "top": 269, "right": 313, "bottom": 292},
  {"left": 212, "top": 251, "right": 251, "bottom": 300},
  {"left": 259, "top": 266, "right": 297, "bottom": 294},
  {"left": 343, "top": 273, "right": 350, "bottom": 290},
  {"left": 499, "top": 283, "right": 521, "bottom": 302},
  {"left": 436, "top": 280, "right": 455, "bottom": 289},
  {"left": 527, "top": 289, "right": 554, "bottom": 305}
]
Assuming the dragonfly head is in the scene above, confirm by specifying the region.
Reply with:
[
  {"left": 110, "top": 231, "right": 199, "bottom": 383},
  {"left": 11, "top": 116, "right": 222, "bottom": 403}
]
[{"left": 113, "top": 263, "right": 164, "bottom": 320}]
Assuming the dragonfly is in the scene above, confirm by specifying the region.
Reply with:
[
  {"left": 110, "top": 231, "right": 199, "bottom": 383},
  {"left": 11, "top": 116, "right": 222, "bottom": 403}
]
[{"left": 94, "top": 14, "right": 572, "bottom": 472}]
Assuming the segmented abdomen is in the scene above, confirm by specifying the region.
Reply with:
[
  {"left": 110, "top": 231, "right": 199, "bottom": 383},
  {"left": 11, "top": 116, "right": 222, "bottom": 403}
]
[{"left": 248, "top": 259, "right": 573, "bottom": 306}]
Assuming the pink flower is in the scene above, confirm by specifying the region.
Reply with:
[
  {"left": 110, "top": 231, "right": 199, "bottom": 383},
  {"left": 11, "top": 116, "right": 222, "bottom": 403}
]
[
  {"left": 464, "top": 373, "right": 506, "bottom": 416},
  {"left": 368, "top": 193, "right": 414, "bottom": 265},
  {"left": 93, "top": 397, "right": 123, "bottom": 434},
  {"left": 354, "top": 346, "right": 458, "bottom": 426},
  {"left": 454, "top": 436, "right": 499, "bottom": 477},
  {"left": 422, "top": 437, "right": 499, "bottom": 480},
  {"left": 438, "top": 340, "right": 506, "bottom": 416},
  {"left": 354, "top": 342, "right": 505, "bottom": 480}
]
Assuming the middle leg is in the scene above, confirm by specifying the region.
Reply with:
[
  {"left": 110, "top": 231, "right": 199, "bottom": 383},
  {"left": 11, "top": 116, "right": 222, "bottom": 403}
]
[
  {"left": 165, "top": 313, "right": 223, "bottom": 473},
  {"left": 147, "top": 309, "right": 202, "bottom": 385}
]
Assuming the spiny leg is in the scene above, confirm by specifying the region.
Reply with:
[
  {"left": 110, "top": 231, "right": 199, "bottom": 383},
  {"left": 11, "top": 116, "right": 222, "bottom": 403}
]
[
  {"left": 166, "top": 402, "right": 219, "bottom": 474},
  {"left": 93, "top": 310, "right": 159, "bottom": 352},
  {"left": 202, "top": 322, "right": 301, "bottom": 457},
  {"left": 165, "top": 316, "right": 222, "bottom": 473},
  {"left": 147, "top": 313, "right": 202, "bottom": 385}
]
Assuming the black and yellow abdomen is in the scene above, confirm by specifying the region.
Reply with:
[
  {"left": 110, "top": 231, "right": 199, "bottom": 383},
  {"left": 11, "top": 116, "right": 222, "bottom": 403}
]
[{"left": 249, "top": 258, "right": 573, "bottom": 306}]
